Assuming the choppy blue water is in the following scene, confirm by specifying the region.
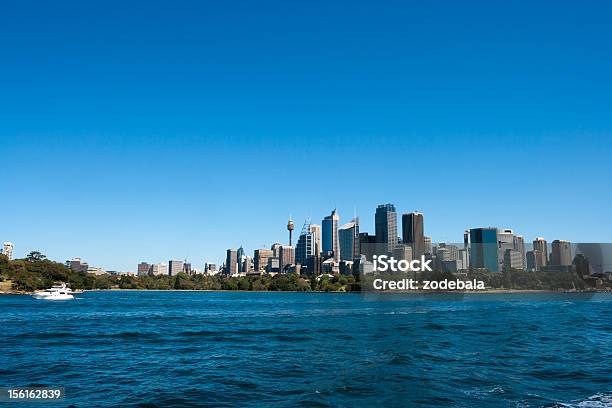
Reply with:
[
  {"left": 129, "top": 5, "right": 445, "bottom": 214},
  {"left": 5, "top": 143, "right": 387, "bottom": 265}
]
[{"left": 1, "top": 291, "right": 611, "bottom": 407}]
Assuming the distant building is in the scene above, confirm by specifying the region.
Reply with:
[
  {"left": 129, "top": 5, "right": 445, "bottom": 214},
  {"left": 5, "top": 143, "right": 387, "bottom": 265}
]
[
  {"left": 470, "top": 228, "right": 499, "bottom": 272},
  {"left": 338, "top": 218, "right": 360, "bottom": 261},
  {"left": 393, "top": 244, "right": 412, "bottom": 261},
  {"left": 309, "top": 224, "right": 322, "bottom": 256},
  {"left": 359, "top": 232, "right": 377, "bottom": 260},
  {"left": 375, "top": 203, "right": 397, "bottom": 254},
  {"left": 183, "top": 262, "right": 192, "bottom": 275},
  {"left": 296, "top": 220, "right": 317, "bottom": 265},
  {"left": 504, "top": 249, "right": 524, "bottom": 270},
  {"left": 437, "top": 243, "right": 458, "bottom": 261},
  {"left": 87, "top": 266, "right": 107, "bottom": 275},
  {"left": 204, "top": 263, "right": 218, "bottom": 275},
  {"left": 322, "top": 209, "right": 340, "bottom": 261},
  {"left": 402, "top": 212, "right": 424, "bottom": 258},
  {"left": 513, "top": 235, "right": 526, "bottom": 269},
  {"left": 267, "top": 257, "right": 279, "bottom": 273},
  {"left": 533, "top": 238, "right": 548, "bottom": 266},
  {"left": 67, "top": 257, "right": 89, "bottom": 273},
  {"left": 168, "top": 260, "right": 184, "bottom": 276},
  {"left": 137, "top": 262, "right": 150, "bottom": 276},
  {"left": 424, "top": 236, "right": 433, "bottom": 255},
  {"left": 254, "top": 249, "right": 273, "bottom": 272},
  {"left": 526, "top": 250, "right": 545, "bottom": 271},
  {"left": 150, "top": 263, "right": 168, "bottom": 275},
  {"left": 573, "top": 254, "right": 591, "bottom": 278},
  {"left": 458, "top": 249, "right": 469, "bottom": 271},
  {"left": 497, "top": 229, "right": 515, "bottom": 271},
  {"left": 243, "top": 256, "right": 252, "bottom": 274},
  {"left": 271, "top": 243, "right": 283, "bottom": 258},
  {"left": 225, "top": 250, "right": 238, "bottom": 276},
  {"left": 237, "top": 246, "right": 246, "bottom": 272},
  {"left": 2, "top": 242, "right": 14, "bottom": 260},
  {"left": 551, "top": 240, "right": 572, "bottom": 266},
  {"left": 278, "top": 245, "right": 295, "bottom": 273}
]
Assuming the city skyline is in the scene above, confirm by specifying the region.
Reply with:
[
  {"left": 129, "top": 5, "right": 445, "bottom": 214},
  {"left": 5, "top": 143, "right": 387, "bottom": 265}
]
[
  {"left": 2, "top": 1, "right": 612, "bottom": 271},
  {"left": 1, "top": 202, "right": 603, "bottom": 273}
]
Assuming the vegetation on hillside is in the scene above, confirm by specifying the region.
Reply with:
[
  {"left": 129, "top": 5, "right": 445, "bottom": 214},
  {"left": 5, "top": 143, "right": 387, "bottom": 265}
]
[
  {"left": 1, "top": 251, "right": 602, "bottom": 293},
  {"left": 0, "top": 252, "right": 358, "bottom": 292}
]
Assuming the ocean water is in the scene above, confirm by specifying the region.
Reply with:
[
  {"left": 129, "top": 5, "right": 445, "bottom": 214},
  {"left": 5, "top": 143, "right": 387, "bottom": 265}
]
[{"left": 1, "top": 291, "right": 611, "bottom": 408}]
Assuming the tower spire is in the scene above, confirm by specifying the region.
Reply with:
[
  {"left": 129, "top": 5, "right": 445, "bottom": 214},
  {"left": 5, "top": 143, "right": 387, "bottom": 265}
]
[{"left": 287, "top": 215, "right": 295, "bottom": 246}]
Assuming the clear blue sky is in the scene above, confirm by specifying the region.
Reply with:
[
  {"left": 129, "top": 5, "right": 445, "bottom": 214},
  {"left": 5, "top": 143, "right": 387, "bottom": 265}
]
[{"left": 1, "top": 0, "right": 611, "bottom": 271}]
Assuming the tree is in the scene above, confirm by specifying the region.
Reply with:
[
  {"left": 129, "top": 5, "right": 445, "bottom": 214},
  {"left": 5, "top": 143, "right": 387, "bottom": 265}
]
[{"left": 26, "top": 251, "right": 46, "bottom": 262}]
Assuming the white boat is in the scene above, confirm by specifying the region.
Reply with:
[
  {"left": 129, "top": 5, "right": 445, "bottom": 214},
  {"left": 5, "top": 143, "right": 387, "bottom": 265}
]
[{"left": 32, "top": 283, "right": 75, "bottom": 300}]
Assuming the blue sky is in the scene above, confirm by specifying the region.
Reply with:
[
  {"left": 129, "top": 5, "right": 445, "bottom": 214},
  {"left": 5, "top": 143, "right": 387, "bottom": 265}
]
[{"left": 1, "top": 0, "right": 611, "bottom": 271}]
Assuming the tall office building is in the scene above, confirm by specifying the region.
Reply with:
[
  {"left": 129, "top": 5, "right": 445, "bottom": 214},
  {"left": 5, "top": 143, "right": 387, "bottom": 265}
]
[
  {"left": 470, "top": 228, "right": 499, "bottom": 272},
  {"left": 497, "top": 229, "right": 515, "bottom": 271},
  {"left": 526, "top": 250, "right": 545, "bottom": 271},
  {"left": 551, "top": 240, "right": 572, "bottom": 266},
  {"left": 359, "top": 232, "right": 377, "bottom": 260},
  {"left": 338, "top": 218, "right": 360, "bottom": 262},
  {"left": 424, "top": 236, "right": 433, "bottom": 255},
  {"left": 393, "top": 244, "right": 413, "bottom": 261},
  {"left": 137, "top": 262, "right": 150, "bottom": 276},
  {"left": 310, "top": 224, "right": 321, "bottom": 256},
  {"left": 278, "top": 245, "right": 295, "bottom": 272},
  {"left": 402, "top": 212, "right": 424, "bottom": 258},
  {"left": 437, "top": 243, "right": 459, "bottom": 261},
  {"left": 296, "top": 221, "right": 316, "bottom": 265},
  {"left": 504, "top": 249, "right": 523, "bottom": 269},
  {"left": 322, "top": 209, "right": 340, "bottom": 261},
  {"left": 237, "top": 246, "right": 246, "bottom": 272},
  {"left": 271, "top": 243, "right": 283, "bottom": 258},
  {"left": 513, "top": 235, "right": 526, "bottom": 269},
  {"left": 2, "top": 242, "right": 14, "bottom": 261},
  {"left": 533, "top": 238, "right": 548, "bottom": 266},
  {"left": 254, "top": 249, "right": 273, "bottom": 272},
  {"left": 375, "top": 203, "right": 397, "bottom": 254},
  {"left": 225, "top": 249, "right": 238, "bottom": 276},
  {"left": 243, "top": 256, "right": 252, "bottom": 274},
  {"left": 168, "top": 260, "right": 184, "bottom": 276},
  {"left": 183, "top": 262, "right": 192, "bottom": 275}
]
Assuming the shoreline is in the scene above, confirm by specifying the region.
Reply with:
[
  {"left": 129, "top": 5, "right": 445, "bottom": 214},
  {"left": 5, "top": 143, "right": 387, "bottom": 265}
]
[{"left": 2, "top": 288, "right": 609, "bottom": 295}]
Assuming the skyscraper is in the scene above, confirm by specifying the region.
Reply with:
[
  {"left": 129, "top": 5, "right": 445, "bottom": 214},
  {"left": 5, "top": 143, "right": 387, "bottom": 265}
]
[
  {"left": 424, "top": 236, "right": 433, "bottom": 255},
  {"left": 497, "top": 229, "right": 515, "bottom": 271},
  {"left": 322, "top": 209, "right": 340, "bottom": 261},
  {"left": 470, "top": 228, "right": 499, "bottom": 272},
  {"left": 513, "top": 235, "right": 526, "bottom": 269},
  {"left": 296, "top": 220, "right": 316, "bottom": 265},
  {"left": 338, "top": 218, "right": 360, "bottom": 262},
  {"left": 278, "top": 245, "right": 295, "bottom": 272},
  {"left": 271, "top": 243, "right": 283, "bottom": 258},
  {"left": 375, "top": 203, "right": 397, "bottom": 254},
  {"left": 551, "top": 240, "right": 572, "bottom": 266},
  {"left": 526, "top": 250, "right": 545, "bottom": 271},
  {"left": 402, "top": 212, "right": 424, "bottom": 258},
  {"left": 533, "top": 237, "right": 548, "bottom": 266},
  {"left": 254, "top": 249, "right": 273, "bottom": 272},
  {"left": 168, "top": 260, "right": 184, "bottom": 276},
  {"left": 2, "top": 242, "right": 14, "bottom": 261},
  {"left": 225, "top": 250, "right": 238, "bottom": 276},
  {"left": 310, "top": 224, "right": 321, "bottom": 256}
]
